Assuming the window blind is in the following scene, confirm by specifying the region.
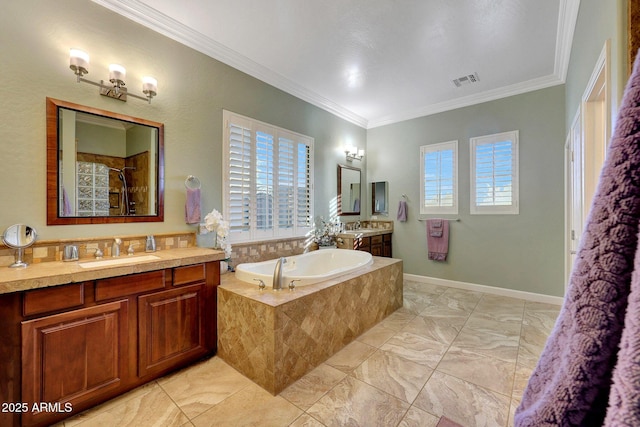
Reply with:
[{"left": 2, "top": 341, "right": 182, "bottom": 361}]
[
  {"left": 420, "top": 141, "right": 458, "bottom": 215},
  {"left": 470, "top": 130, "right": 519, "bottom": 214},
  {"left": 223, "top": 111, "right": 314, "bottom": 242}
]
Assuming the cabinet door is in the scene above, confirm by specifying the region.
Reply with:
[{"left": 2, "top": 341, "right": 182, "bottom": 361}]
[
  {"left": 383, "top": 234, "right": 392, "bottom": 257},
  {"left": 22, "top": 300, "right": 129, "bottom": 427},
  {"left": 138, "top": 284, "right": 208, "bottom": 378}
]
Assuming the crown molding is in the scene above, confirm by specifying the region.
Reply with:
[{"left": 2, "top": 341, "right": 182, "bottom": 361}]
[
  {"left": 554, "top": 0, "right": 581, "bottom": 81},
  {"left": 367, "top": 74, "right": 565, "bottom": 129},
  {"left": 92, "top": 0, "right": 370, "bottom": 128},
  {"left": 93, "top": 0, "right": 579, "bottom": 130}
]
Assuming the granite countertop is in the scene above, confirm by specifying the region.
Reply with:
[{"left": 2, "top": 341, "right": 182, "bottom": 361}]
[
  {"left": 338, "top": 228, "right": 392, "bottom": 238},
  {"left": 0, "top": 247, "right": 226, "bottom": 295}
]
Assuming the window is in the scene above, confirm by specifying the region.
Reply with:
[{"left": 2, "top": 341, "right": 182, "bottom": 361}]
[
  {"left": 223, "top": 111, "right": 314, "bottom": 242},
  {"left": 420, "top": 141, "right": 458, "bottom": 215},
  {"left": 470, "top": 130, "right": 519, "bottom": 214}
]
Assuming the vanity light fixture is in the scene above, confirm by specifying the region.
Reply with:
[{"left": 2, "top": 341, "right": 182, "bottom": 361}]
[
  {"left": 69, "top": 48, "right": 158, "bottom": 104},
  {"left": 345, "top": 145, "right": 364, "bottom": 162}
]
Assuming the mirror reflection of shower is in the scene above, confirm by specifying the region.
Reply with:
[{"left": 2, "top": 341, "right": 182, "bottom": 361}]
[{"left": 110, "top": 166, "right": 136, "bottom": 215}]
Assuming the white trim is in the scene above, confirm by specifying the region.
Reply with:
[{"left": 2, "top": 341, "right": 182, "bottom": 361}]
[
  {"left": 369, "top": 74, "right": 563, "bottom": 129},
  {"left": 92, "top": 0, "right": 581, "bottom": 130},
  {"left": 404, "top": 273, "right": 564, "bottom": 306},
  {"left": 554, "top": 0, "right": 581, "bottom": 81}
]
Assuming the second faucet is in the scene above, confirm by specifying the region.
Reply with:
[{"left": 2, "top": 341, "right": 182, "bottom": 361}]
[{"left": 112, "top": 238, "right": 122, "bottom": 257}]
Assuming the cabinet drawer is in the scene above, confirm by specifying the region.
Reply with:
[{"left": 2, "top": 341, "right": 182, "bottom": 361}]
[
  {"left": 371, "top": 235, "right": 383, "bottom": 244},
  {"left": 96, "top": 270, "right": 166, "bottom": 301},
  {"left": 173, "top": 263, "right": 206, "bottom": 287},
  {"left": 383, "top": 233, "right": 392, "bottom": 242},
  {"left": 355, "top": 236, "right": 371, "bottom": 250},
  {"left": 23, "top": 283, "right": 85, "bottom": 316}
]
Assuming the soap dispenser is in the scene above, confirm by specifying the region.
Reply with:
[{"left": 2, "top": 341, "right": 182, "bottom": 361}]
[{"left": 145, "top": 235, "right": 156, "bottom": 252}]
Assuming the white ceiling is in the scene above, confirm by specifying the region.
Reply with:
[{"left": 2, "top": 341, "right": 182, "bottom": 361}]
[{"left": 93, "top": 0, "right": 580, "bottom": 129}]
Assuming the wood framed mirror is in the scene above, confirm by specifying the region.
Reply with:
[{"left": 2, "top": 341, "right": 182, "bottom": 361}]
[
  {"left": 371, "top": 181, "right": 388, "bottom": 215},
  {"left": 46, "top": 98, "right": 164, "bottom": 225},
  {"left": 337, "top": 164, "right": 361, "bottom": 216}
]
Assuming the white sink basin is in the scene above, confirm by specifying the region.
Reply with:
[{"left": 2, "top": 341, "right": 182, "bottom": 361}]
[{"left": 79, "top": 254, "right": 161, "bottom": 269}]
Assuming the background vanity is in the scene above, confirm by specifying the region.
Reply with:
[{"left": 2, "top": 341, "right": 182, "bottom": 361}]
[{"left": 337, "top": 220, "right": 393, "bottom": 257}]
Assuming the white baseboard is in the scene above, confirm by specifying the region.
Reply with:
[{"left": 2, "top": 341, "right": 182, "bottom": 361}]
[{"left": 403, "top": 273, "right": 564, "bottom": 306}]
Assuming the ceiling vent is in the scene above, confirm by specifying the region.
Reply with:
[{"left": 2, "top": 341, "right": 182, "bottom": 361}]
[{"left": 452, "top": 73, "right": 479, "bottom": 88}]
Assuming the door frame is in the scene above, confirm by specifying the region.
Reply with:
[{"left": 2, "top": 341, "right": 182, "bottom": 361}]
[{"left": 565, "top": 40, "right": 612, "bottom": 294}]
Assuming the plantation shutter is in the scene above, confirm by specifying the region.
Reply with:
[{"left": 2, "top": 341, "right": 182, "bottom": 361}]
[
  {"left": 470, "top": 130, "right": 519, "bottom": 214},
  {"left": 420, "top": 141, "right": 458, "bottom": 215},
  {"left": 223, "top": 110, "right": 314, "bottom": 242},
  {"left": 227, "top": 120, "right": 252, "bottom": 240},
  {"left": 255, "top": 129, "right": 274, "bottom": 237},
  {"left": 277, "top": 136, "right": 295, "bottom": 234},
  {"left": 296, "top": 142, "right": 312, "bottom": 230}
]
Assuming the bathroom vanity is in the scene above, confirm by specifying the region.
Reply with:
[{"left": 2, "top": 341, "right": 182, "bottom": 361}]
[
  {"left": 337, "top": 220, "right": 393, "bottom": 257},
  {"left": 0, "top": 247, "right": 223, "bottom": 427}
]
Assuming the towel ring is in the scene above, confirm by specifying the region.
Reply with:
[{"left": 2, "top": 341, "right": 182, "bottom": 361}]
[{"left": 185, "top": 175, "right": 201, "bottom": 190}]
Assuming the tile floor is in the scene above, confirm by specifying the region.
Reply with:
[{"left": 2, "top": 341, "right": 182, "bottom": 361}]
[{"left": 59, "top": 279, "right": 561, "bottom": 427}]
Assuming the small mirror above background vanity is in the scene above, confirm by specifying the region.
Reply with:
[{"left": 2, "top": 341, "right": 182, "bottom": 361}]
[
  {"left": 337, "top": 164, "right": 361, "bottom": 216},
  {"left": 371, "top": 181, "right": 388, "bottom": 215},
  {"left": 46, "top": 98, "right": 165, "bottom": 225}
]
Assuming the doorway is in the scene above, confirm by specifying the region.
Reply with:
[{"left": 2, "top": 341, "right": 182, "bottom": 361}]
[{"left": 566, "top": 41, "right": 612, "bottom": 293}]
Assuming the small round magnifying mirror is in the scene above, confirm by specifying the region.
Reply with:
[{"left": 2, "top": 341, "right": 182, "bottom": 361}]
[{"left": 2, "top": 224, "right": 37, "bottom": 268}]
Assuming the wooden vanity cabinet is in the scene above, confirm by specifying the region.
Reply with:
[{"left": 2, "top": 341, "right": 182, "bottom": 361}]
[
  {"left": 383, "top": 233, "right": 392, "bottom": 257},
  {"left": 346, "top": 232, "right": 392, "bottom": 257},
  {"left": 138, "top": 264, "right": 217, "bottom": 378},
  {"left": 14, "top": 261, "right": 219, "bottom": 427},
  {"left": 21, "top": 300, "right": 129, "bottom": 427}
]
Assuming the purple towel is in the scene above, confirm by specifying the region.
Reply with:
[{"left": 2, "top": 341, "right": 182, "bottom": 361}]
[
  {"left": 62, "top": 186, "right": 72, "bottom": 216},
  {"left": 397, "top": 200, "right": 408, "bottom": 222},
  {"left": 185, "top": 187, "right": 201, "bottom": 224},
  {"left": 426, "top": 219, "right": 448, "bottom": 261},
  {"left": 515, "top": 50, "right": 640, "bottom": 426}
]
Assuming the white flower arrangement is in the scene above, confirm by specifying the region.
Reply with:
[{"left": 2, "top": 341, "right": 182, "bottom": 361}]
[
  {"left": 312, "top": 216, "right": 342, "bottom": 247},
  {"left": 204, "top": 209, "right": 232, "bottom": 259}
]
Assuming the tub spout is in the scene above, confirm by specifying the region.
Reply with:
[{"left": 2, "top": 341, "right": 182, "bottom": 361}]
[{"left": 272, "top": 257, "right": 287, "bottom": 290}]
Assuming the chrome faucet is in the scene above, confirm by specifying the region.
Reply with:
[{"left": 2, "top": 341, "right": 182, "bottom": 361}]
[
  {"left": 112, "top": 238, "right": 122, "bottom": 257},
  {"left": 272, "top": 257, "right": 287, "bottom": 290}
]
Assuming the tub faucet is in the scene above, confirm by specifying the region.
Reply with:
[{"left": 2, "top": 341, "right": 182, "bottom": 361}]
[{"left": 272, "top": 257, "right": 287, "bottom": 290}]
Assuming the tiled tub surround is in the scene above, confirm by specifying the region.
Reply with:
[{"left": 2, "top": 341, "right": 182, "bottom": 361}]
[
  {"left": 218, "top": 256, "right": 403, "bottom": 394},
  {"left": 226, "top": 222, "right": 394, "bottom": 268},
  {"left": 226, "top": 236, "right": 310, "bottom": 268}
]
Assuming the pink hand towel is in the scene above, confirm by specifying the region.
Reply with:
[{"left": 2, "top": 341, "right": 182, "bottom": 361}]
[
  {"left": 427, "top": 219, "right": 449, "bottom": 261},
  {"left": 185, "top": 187, "right": 201, "bottom": 224}
]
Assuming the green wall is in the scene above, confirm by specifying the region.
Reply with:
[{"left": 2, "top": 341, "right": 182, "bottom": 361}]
[
  {"left": 367, "top": 86, "right": 566, "bottom": 296},
  {"left": 0, "top": 0, "right": 366, "bottom": 240},
  {"left": 0, "top": 0, "right": 628, "bottom": 297}
]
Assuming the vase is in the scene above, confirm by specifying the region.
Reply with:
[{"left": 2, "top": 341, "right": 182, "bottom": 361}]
[
  {"left": 220, "top": 260, "right": 229, "bottom": 274},
  {"left": 196, "top": 231, "right": 217, "bottom": 249}
]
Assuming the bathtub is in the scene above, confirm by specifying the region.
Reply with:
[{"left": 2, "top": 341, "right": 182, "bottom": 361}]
[{"left": 234, "top": 248, "right": 373, "bottom": 288}]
